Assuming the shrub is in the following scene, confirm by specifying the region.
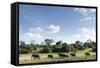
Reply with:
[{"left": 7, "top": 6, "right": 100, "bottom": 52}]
[
  {"left": 92, "top": 47, "right": 96, "bottom": 52},
  {"left": 41, "top": 46, "right": 52, "bottom": 53},
  {"left": 62, "top": 45, "right": 71, "bottom": 52},
  {"left": 52, "top": 48, "right": 62, "bottom": 53}
]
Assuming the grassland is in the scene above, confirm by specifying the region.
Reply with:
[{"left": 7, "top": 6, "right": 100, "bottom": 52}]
[{"left": 19, "top": 48, "right": 96, "bottom": 64}]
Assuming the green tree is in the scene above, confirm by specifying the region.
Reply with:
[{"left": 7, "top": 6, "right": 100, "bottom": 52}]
[
  {"left": 30, "top": 40, "right": 35, "bottom": 45},
  {"left": 62, "top": 43, "right": 71, "bottom": 52},
  {"left": 19, "top": 48, "right": 28, "bottom": 54},
  {"left": 19, "top": 41, "right": 25, "bottom": 46},
  {"left": 83, "top": 42, "right": 93, "bottom": 48},
  {"left": 91, "top": 41, "right": 96, "bottom": 48},
  {"left": 83, "top": 42, "right": 88, "bottom": 48},
  {"left": 70, "top": 44, "right": 75, "bottom": 52},
  {"left": 42, "top": 46, "right": 52, "bottom": 53},
  {"left": 77, "top": 45, "right": 85, "bottom": 50},
  {"left": 56, "top": 41, "right": 62, "bottom": 45},
  {"left": 75, "top": 40, "right": 82, "bottom": 46},
  {"left": 85, "top": 39, "right": 94, "bottom": 48},
  {"left": 44, "top": 39, "right": 54, "bottom": 46},
  {"left": 92, "top": 47, "right": 96, "bottom": 52}
]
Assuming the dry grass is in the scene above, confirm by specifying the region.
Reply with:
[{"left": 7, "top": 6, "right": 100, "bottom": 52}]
[{"left": 19, "top": 48, "right": 96, "bottom": 64}]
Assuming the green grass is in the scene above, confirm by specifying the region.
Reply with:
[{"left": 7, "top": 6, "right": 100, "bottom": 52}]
[{"left": 19, "top": 48, "right": 96, "bottom": 64}]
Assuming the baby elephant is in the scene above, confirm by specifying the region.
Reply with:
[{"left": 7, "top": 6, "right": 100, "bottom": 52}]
[
  {"left": 85, "top": 52, "right": 90, "bottom": 56},
  {"left": 31, "top": 54, "right": 40, "bottom": 60},
  {"left": 48, "top": 55, "right": 53, "bottom": 59},
  {"left": 70, "top": 53, "right": 76, "bottom": 57},
  {"left": 58, "top": 53, "right": 69, "bottom": 58}
]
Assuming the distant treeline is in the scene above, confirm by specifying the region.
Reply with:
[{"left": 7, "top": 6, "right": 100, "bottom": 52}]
[{"left": 19, "top": 39, "right": 96, "bottom": 54}]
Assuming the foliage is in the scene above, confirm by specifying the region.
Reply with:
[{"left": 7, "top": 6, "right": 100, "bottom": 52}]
[
  {"left": 44, "top": 39, "right": 54, "bottom": 46},
  {"left": 41, "top": 46, "right": 52, "bottom": 53},
  {"left": 19, "top": 39, "right": 96, "bottom": 54},
  {"left": 62, "top": 43, "right": 71, "bottom": 52},
  {"left": 92, "top": 47, "right": 96, "bottom": 52}
]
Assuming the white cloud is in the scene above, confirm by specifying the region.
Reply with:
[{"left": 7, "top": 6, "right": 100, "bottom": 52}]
[
  {"left": 74, "top": 8, "right": 79, "bottom": 11},
  {"left": 73, "top": 27, "right": 96, "bottom": 42},
  {"left": 80, "top": 16, "right": 92, "bottom": 21},
  {"left": 57, "top": 36, "right": 62, "bottom": 39},
  {"left": 25, "top": 24, "right": 60, "bottom": 38},
  {"left": 29, "top": 27, "right": 43, "bottom": 34},
  {"left": 74, "top": 8, "right": 96, "bottom": 15},
  {"left": 81, "top": 27, "right": 89, "bottom": 32},
  {"left": 74, "top": 8, "right": 96, "bottom": 21},
  {"left": 90, "top": 9, "right": 96, "bottom": 12},
  {"left": 75, "top": 8, "right": 88, "bottom": 16},
  {"left": 26, "top": 32, "right": 42, "bottom": 38},
  {"left": 46, "top": 25, "right": 60, "bottom": 33},
  {"left": 26, "top": 27, "right": 43, "bottom": 38},
  {"left": 73, "top": 34, "right": 81, "bottom": 38}
]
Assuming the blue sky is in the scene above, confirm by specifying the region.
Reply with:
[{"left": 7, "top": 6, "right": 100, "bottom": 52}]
[{"left": 19, "top": 4, "right": 96, "bottom": 44}]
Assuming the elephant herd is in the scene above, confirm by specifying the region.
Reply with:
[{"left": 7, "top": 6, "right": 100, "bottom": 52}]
[{"left": 31, "top": 52, "right": 90, "bottom": 60}]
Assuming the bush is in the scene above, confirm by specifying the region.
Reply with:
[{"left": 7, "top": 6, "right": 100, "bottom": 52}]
[
  {"left": 41, "top": 46, "right": 52, "bottom": 53},
  {"left": 62, "top": 45, "right": 71, "bottom": 52},
  {"left": 77, "top": 45, "right": 85, "bottom": 50},
  {"left": 19, "top": 48, "right": 28, "bottom": 54},
  {"left": 92, "top": 47, "right": 96, "bottom": 52},
  {"left": 52, "top": 48, "right": 62, "bottom": 53}
]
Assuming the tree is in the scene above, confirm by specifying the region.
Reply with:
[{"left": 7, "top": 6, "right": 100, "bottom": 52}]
[
  {"left": 77, "top": 45, "right": 85, "bottom": 50},
  {"left": 62, "top": 43, "right": 71, "bottom": 52},
  {"left": 91, "top": 41, "right": 96, "bottom": 48},
  {"left": 75, "top": 40, "right": 85, "bottom": 51},
  {"left": 70, "top": 44, "right": 75, "bottom": 52},
  {"left": 56, "top": 40, "right": 62, "bottom": 47},
  {"left": 62, "top": 42, "right": 67, "bottom": 46},
  {"left": 30, "top": 40, "right": 35, "bottom": 45},
  {"left": 92, "top": 47, "right": 96, "bottom": 52},
  {"left": 52, "top": 48, "right": 62, "bottom": 53},
  {"left": 44, "top": 39, "right": 54, "bottom": 46},
  {"left": 75, "top": 40, "right": 82, "bottom": 46},
  {"left": 19, "top": 41, "right": 26, "bottom": 49},
  {"left": 41, "top": 46, "right": 52, "bottom": 53},
  {"left": 83, "top": 42, "right": 88, "bottom": 48},
  {"left": 52, "top": 45, "right": 62, "bottom": 53},
  {"left": 26, "top": 45, "right": 33, "bottom": 53},
  {"left": 70, "top": 44, "right": 77, "bottom": 53},
  {"left": 56, "top": 41, "right": 62, "bottom": 45},
  {"left": 83, "top": 40, "right": 93, "bottom": 48},
  {"left": 19, "top": 48, "right": 28, "bottom": 54},
  {"left": 40, "top": 41, "right": 45, "bottom": 46},
  {"left": 19, "top": 41, "right": 25, "bottom": 46}
]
